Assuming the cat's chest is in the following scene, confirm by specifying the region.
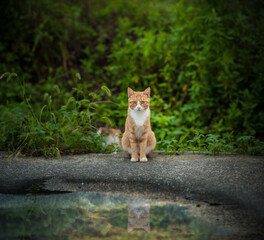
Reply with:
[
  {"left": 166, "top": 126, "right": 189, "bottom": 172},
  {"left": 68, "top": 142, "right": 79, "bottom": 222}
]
[
  {"left": 130, "top": 108, "right": 150, "bottom": 126},
  {"left": 134, "top": 126, "right": 145, "bottom": 140},
  {"left": 129, "top": 108, "right": 150, "bottom": 140}
]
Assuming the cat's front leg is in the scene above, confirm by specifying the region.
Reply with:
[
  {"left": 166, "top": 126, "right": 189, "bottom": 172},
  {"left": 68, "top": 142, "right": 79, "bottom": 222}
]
[
  {"left": 139, "top": 132, "right": 148, "bottom": 162},
  {"left": 129, "top": 133, "right": 138, "bottom": 162}
]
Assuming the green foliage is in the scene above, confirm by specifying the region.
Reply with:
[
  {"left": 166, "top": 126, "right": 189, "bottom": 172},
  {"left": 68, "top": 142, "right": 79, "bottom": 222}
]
[
  {"left": 102, "top": 0, "right": 264, "bottom": 138},
  {"left": 0, "top": 73, "right": 110, "bottom": 157},
  {"left": 0, "top": 0, "right": 264, "bottom": 156},
  {"left": 236, "top": 136, "right": 264, "bottom": 155},
  {"left": 157, "top": 131, "right": 264, "bottom": 155}
]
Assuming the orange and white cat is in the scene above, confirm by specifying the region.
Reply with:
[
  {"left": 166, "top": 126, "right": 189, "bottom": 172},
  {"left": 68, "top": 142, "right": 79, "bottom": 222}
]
[
  {"left": 121, "top": 87, "right": 156, "bottom": 162},
  {"left": 97, "top": 125, "right": 122, "bottom": 153}
]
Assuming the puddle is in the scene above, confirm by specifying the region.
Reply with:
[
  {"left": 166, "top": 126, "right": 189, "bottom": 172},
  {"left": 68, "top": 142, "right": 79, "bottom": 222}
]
[{"left": 0, "top": 192, "right": 232, "bottom": 240}]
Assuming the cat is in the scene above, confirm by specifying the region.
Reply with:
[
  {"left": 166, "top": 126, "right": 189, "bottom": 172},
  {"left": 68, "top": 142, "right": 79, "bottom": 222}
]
[
  {"left": 127, "top": 199, "right": 150, "bottom": 232},
  {"left": 97, "top": 125, "right": 122, "bottom": 153},
  {"left": 121, "top": 87, "right": 156, "bottom": 162}
]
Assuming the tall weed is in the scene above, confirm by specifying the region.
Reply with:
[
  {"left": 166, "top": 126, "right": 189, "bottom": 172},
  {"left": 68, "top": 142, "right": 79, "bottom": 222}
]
[{"left": 0, "top": 73, "right": 111, "bottom": 158}]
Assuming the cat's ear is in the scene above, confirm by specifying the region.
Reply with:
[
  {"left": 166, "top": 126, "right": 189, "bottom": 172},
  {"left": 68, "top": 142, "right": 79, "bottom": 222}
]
[
  {"left": 128, "top": 87, "right": 134, "bottom": 98},
  {"left": 143, "top": 87, "right": 150, "bottom": 98}
]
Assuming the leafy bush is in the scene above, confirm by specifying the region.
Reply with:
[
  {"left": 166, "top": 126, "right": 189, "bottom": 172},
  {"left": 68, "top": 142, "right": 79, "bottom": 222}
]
[
  {"left": 0, "top": 0, "right": 264, "bottom": 155},
  {"left": 157, "top": 131, "right": 264, "bottom": 155},
  {"left": 0, "top": 73, "right": 111, "bottom": 157}
]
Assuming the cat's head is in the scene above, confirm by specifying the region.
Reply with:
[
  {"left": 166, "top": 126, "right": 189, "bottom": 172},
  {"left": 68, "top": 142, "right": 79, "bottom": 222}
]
[{"left": 128, "top": 87, "right": 150, "bottom": 111}]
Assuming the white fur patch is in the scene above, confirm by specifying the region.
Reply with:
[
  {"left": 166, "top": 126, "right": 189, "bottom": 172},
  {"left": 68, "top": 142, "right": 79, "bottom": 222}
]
[
  {"left": 130, "top": 107, "right": 150, "bottom": 126},
  {"left": 135, "top": 101, "right": 144, "bottom": 111},
  {"left": 98, "top": 130, "right": 120, "bottom": 148},
  {"left": 114, "top": 135, "right": 121, "bottom": 148},
  {"left": 140, "top": 157, "right": 148, "bottom": 162},
  {"left": 146, "top": 147, "right": 154, "bottom": 155},
  {"left": 123, "top": 147, "right": 132, "bottom": 154},
  {"left": 104, "top": 135, "right": 116, "bottom": 145}
]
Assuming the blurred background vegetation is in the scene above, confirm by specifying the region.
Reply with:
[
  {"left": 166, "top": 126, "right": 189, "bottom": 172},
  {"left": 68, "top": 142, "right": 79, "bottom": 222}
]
[{"left": 0, "top": 0, "right": 263, "bottom": 156}]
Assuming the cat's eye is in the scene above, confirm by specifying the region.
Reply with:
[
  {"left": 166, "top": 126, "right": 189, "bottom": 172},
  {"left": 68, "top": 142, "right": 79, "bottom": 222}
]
[
  {"left": 141, "top": 101, "right": 145, "bottom": 104},
  {"left": 132, "top": 101, "right": 137, "bottom": 104}
]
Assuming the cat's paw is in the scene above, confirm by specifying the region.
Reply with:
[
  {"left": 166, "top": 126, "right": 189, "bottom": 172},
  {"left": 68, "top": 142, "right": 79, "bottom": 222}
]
[
  {"left": 131, "top": 157, "right": 138, "bottom": 162},
  {"left": 140, "top": 157, "right": 148, "bottom": 162}
]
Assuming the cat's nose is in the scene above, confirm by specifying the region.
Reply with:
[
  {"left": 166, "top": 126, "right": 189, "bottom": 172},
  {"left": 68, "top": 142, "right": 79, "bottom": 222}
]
[{"left": 137, "top": 107, "right": 141, "bottom": 111}]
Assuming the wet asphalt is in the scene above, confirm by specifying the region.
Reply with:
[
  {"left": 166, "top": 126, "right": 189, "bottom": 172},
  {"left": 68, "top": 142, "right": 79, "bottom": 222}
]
[{"left": 1, "top": 151, "right": 264, "bottom": 239}]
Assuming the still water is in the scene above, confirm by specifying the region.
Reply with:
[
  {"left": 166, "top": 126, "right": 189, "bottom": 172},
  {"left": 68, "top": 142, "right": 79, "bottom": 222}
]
[{"left": 0, "top": 192, "right": 229, "bottom": 240}]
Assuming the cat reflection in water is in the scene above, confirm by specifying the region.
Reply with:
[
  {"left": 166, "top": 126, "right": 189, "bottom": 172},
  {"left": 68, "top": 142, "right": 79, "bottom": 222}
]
[{"left": 128, "top": 199, "right": 150, "bottom": 232}]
